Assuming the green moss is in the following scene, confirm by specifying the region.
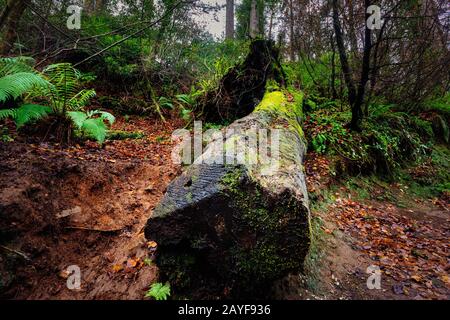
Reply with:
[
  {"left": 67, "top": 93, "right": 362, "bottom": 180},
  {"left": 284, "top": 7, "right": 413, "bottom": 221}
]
[
  {"left": 157, "top": 252, "right": 196, "bottom": 290},
  {"left": 106, "top": 130, "right": 145, "bottom": 140},
  {"left": 255, "top": 90, "right": 305, "bottom": 140},
  {"left": 220, "top": 169, "right": 275, "bottom": 229},
  {"left": 233, "top": 242, "right": 294, "bottom": 282},
  {"left": 219, "top": 168, "right": 308, "bottom": 286},
  {"left": 185, "top": 191, "right": 193, "bottom": 203}
]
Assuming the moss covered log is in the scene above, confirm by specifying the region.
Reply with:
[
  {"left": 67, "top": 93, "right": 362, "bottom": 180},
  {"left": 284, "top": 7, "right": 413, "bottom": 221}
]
[{"left": 144, "top": 89, "right": 310, "bottom": 299}]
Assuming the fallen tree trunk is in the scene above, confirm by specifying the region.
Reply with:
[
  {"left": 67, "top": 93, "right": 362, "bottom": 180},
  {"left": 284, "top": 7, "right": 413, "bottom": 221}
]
[{"left": 145, "top": 90, "right": 311, "bottom": 298}]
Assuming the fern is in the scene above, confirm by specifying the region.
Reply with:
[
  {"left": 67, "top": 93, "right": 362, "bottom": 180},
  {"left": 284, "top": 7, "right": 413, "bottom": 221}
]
[
  {"left": 0, "top": 59, "right": 113, "bottom": 145},
  {"left": 68, "top": 110, "right": 115, "bottom": 144},
  {"left": 37, "top": 63, "right": 95, "bottom": 113},
  {"left": 176, "top": 94, "right": 196, "bottom": 107},
  {"left": 0, "top": 57, "right": 36, "bottom": 76},
  {"left": 69, "top": 89, "right": 96, "bottom": 110},
  {"left": 0, "top": 104, "right": 51, "bottom": 127},
  {"left": 87, "top": 110, "right": 115, "bottom": 125},
  {"left": 0, "top": 109, "right": 16, "bottom": 120},
  {"left": 0, "top": 72, "right": 49, "bottom": 104},
  {"left": 81, "top": 118, "right": 107, "bottom": 144},
  {"left": 67, "top": 111, "right": 88, "bottom": 129},
  {"left": 144, "top": 283, "right": 171, "bottom": 300}
]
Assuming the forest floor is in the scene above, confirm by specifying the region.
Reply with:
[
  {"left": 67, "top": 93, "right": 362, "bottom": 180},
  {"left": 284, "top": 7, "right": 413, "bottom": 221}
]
[
  {"left": 0, "top": 115, "right": 448, "bottom": 300},
  {"left": 292, "top": 153, "right": 449, "bottom": 300}
]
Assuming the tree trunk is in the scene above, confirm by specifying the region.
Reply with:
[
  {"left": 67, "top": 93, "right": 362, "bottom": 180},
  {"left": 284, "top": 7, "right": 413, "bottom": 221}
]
[
  {"left": 0, "top": 0, "right": 29, "bottom": 55},
  {"left": 145, "top": 89, "right": 310, "bottom": 298},
  {"left": 351, "top": 0, "right": 372, "bottom": 130},
  {"left": 225, "top": 0, "right": 234, "bottom": 40},
  {"left": 332, "top": 0, "right": 356, "bottom": 107},
  {"left": 268, "top": 7, "right": 274, "bottom": 40},
  {"left": 84, "top": 0, "right": 94, "bottom": 14},
  {"left": 0, "top": 1, "right": 14, "bottom": 31},
  {"left": 330, "top": 33, "right": 337, "bottom": 100},
  {"left": 249, "top": 0, "right": 258, "bottom": 38},
  {"left": 289, "top": 0, "right": 296, "bottom": 61}
]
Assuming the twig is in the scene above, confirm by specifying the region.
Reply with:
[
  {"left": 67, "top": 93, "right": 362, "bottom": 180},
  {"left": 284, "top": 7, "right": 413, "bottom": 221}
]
[
  {"left": 0, "top": 245, "right": 31, "bottom": 261},
  {"left": 65, "top": 226, "right": 123, "bottom": 233}
]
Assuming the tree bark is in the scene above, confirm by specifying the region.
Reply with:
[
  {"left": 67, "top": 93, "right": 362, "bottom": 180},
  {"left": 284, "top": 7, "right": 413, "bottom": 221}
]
[
  {"left": 0, "top": 0, "right": 29, "bottom": 55},
  {"left": 225, "top": 0, "right": 234, "bottom": 40},
  {"left": 332, "top": 0, "right": 356, "bottom": 108},
  {"left": 145, "top": 90, "right": 310, "bottom": 298},
  {"left": 249, "top": 0, "right": 259, "bottom": 38},
  {"left": 351, "top": 0, "right": 372, "bottom": 130},
  {"left": 330, "top": 33, "right": 337, "bottom": 100},
  {"left": 268, "top": 7, "right": 274, "bottom": 40},
  {"left": 289, "top": 0, "right": 296, "bottom": 61}
]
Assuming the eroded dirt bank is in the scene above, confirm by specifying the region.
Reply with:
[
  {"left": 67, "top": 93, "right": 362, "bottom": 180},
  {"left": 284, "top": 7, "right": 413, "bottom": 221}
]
[{"left": 0, "top": 117, "right": 181, "bottom": 299}]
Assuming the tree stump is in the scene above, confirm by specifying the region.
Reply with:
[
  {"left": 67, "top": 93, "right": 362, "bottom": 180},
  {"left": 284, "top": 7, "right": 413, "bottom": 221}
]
[{"left": 199, "top": 39, "right": 286, "bottom": 123}]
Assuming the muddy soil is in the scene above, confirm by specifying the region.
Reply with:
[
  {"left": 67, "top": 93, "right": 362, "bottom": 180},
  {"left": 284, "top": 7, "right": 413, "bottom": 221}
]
[{"left": 0, "top": 117, "right": 181, "bottom": 299}]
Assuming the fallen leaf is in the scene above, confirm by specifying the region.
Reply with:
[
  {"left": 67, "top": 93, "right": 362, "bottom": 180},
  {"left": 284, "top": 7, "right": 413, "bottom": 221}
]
[
  {"left": 112, "top": 264, "right": 123, "bottom": 273},
  {"left": 126, "top": 258, "right": 138, "bottom": 268},
  {"left": 147, "top": 241, "right": 158, "bottom": 248}
]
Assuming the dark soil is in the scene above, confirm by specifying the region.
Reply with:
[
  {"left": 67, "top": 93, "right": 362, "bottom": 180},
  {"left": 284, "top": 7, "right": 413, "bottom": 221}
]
[{"left": 0, "top": 116, "right": 182, "bottom": 299}]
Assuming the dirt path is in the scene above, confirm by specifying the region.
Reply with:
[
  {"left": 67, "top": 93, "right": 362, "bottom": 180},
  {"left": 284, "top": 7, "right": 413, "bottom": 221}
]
[
  {"left": 298, "top": 153, "right": 449, "bottom": 300},
  {"left": 0, "top": 117, "right": 182, "bottom": 299}
]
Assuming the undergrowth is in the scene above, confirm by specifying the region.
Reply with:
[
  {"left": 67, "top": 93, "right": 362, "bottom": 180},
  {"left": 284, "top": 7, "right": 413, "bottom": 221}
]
[{"left": 304, "top": 101, "right": 435, "bottom": 178}]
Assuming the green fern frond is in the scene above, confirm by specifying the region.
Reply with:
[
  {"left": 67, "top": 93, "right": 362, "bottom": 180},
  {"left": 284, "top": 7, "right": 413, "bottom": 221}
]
[
  {"left": 69, "top": 89, "right": 96, "bottom": 110},
  {"left": 81, "top": 117, "right": 107, "bottom": 144},
  {"left": 14, "top": 104, "right": 51, "bottom": 127},
  {"left": 88, "top": 110, "right": 115, "bottom": 125},
  {"left": 0, "top": 109, "right": 16, "bottom": 121},
  {"left": 145, "top": 283, "right": 171, "bottom": 300},
  {"left": 42, "top": 63, "right": 81, "bottom": 110},
  {"left": 67, "top": 111, "right": 88, "bottom": 129},
  {"left": 0, "top": 104, "right": 51, "bottom": 127},
  {"left": 0, "top": 72, "right": 49, "bottom": 103},
  {"left": 0, "top": 57, "right": 36, "bottom": 77},
  {"left": 40, "top": 63, "right": 97, "bottom": 113}
]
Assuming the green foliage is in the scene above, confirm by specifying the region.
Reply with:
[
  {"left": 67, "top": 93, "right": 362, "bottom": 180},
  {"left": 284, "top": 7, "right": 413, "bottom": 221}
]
[
  {"left": 0, "top": 73, "right": 48, "bottom": 104},
  {"left": 0, "top": 59, "right": 114, "bottom": 144},
  {"left": 38, "top": 63, "right": 97, "bottom": 114},
  {"left": 236, "top": 0, "right": 265, "bottom": 39},
  {"left": 283, "top": 52, "right": 342, "bottom": 99},
  {"left": 306, "top": 100, "right": 434, "bottom": 176},
  {"left": 0, "top": 57, "right": 48, "bottom": 104},
  {"left": 68, "top": 110, "right": 115, "bottom": 144},
  {"left": 157, "top": 96, "right": 174, "bottom": 110},
  {"left": 176, "top": 94, "right": 195, "bottom": 107},
  {"left": 0, "top": 104, "right": 52, "bottom": 128},
  {"left": 143, "top": 258, "right": 153, "bottom": 266},
  {"left": 0, "top": 125, "right": 13, "bottom": 142},
  {"left": 107, "top": 130, "right": 145, "bottom": 140},
  {"left": 145, "top": 282, "right": 171, "bottom": 300}
]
